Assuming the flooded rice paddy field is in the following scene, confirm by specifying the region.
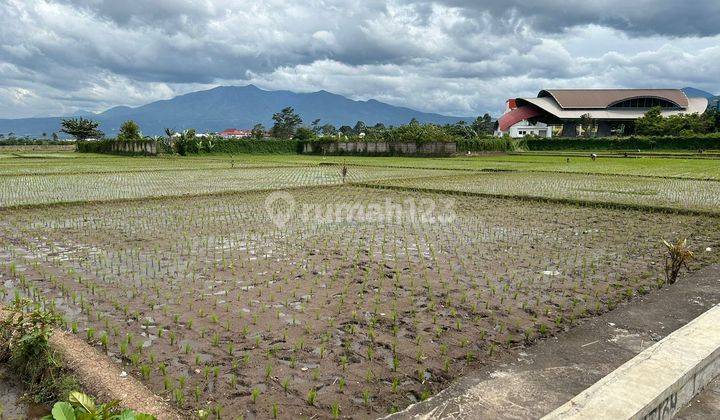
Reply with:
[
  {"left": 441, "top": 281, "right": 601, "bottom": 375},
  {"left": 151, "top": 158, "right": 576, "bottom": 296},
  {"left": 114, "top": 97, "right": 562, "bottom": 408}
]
[
  {"left": 0, "top": 165, "right": 455, "bottom": 208},
  {"left": 1, "top": 186, "right": 718, "bottom": 418},
  {"left": 368, "top": 172, "right": 720, "bottom": 213}
]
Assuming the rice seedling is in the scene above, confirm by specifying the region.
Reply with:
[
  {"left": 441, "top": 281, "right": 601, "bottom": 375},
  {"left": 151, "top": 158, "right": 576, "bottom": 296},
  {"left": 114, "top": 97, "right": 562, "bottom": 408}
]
[
  {"left": 307, "top": 388, "right": 317, "bottom": 406},
  {"left": 251, "top": 387, "right": 260, "bottom": 404}
]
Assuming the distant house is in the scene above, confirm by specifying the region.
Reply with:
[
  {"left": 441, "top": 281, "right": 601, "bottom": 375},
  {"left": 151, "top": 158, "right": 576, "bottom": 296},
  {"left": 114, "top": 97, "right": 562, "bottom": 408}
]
[{"left": 219, "top": 128, "right": 252, "bottom": 139}]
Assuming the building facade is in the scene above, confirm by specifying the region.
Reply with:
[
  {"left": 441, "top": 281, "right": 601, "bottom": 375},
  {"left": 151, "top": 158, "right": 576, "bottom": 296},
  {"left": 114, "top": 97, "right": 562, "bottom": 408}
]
[{"left": 496, "top": 89, "right": 708, "bottom": 138}]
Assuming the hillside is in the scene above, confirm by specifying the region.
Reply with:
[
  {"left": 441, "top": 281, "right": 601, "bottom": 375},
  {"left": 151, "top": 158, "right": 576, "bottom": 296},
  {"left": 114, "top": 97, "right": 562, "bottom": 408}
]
[{"left": 0, "top": 85, "right": 470, "bottom": 137}]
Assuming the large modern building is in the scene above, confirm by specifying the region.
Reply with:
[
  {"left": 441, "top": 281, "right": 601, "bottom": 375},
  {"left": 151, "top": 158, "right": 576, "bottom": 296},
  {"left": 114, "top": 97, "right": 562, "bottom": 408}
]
[{"left": 496, "top": 89, "right": 709, "bottom": 137}]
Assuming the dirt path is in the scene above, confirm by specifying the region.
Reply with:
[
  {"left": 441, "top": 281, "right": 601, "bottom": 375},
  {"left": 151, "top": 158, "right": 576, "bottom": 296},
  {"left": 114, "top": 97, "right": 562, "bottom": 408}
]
[
  {"left": 388, "top": 264, "right": 720, "bottom": 419},
  {"left": 48, "top": 331, "right": 183, "bottom": 419},
  {"left": 0, "top": 306, "right": 182, "bottom": 420}
]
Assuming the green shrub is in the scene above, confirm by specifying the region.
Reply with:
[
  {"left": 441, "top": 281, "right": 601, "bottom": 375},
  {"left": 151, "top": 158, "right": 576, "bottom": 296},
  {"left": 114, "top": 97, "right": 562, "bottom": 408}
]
[
  {"left": 43, "top": 391, "right": 156, "bottom": 420},
  {"left": 77, "top": 138, "right": 301, "bottom": 156},
  {"left": 362, "top": 123, "right": 459, "bottom": 143},
  {"left": 457, "top": 137, "right": 526, "bottom": 152},
  {"left": 75, "top": 140, "right": 114, "bottom": 154},
  {"left": 0, "top": 299, "right": 79, "bottom": 404},
  {"left": 525, "top": 135, "right": 720, "bottom": 151}
]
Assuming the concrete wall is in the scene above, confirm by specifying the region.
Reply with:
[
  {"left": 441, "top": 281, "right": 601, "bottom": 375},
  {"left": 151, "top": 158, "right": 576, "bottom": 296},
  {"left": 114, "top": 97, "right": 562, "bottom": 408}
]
[
  {"left": 543, "top": 304, "right": 720, "bottom": 420},
  {"left": 303, "top": 141, "right": 457, "bottom": 156},
  {"left": 111, "top": 141, "right": 157, "bottom": 155}
]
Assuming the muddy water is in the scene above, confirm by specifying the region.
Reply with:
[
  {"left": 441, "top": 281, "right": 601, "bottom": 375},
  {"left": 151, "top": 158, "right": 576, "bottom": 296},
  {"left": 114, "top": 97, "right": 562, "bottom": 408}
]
[{"left": 0, "top": 366, "right": 49, "bottom": 419}]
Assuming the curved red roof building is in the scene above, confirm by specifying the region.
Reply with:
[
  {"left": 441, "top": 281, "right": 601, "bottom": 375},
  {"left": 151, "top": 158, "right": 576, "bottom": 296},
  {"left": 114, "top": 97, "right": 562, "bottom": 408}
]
[{"left": 496, "top": 89, "right": 708, "bottom": 137}]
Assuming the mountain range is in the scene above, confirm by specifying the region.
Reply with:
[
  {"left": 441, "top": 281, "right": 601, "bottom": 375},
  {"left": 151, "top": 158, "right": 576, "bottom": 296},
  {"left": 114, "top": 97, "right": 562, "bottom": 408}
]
[{"left": 0, "top": 85, "right": 470, "bottom": 137}]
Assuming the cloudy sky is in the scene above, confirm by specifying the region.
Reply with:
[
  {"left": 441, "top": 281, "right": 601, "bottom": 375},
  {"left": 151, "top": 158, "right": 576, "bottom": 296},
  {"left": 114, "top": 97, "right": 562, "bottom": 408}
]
[{"left": 1, "top": 0, "right": 719, "bottom": 119}]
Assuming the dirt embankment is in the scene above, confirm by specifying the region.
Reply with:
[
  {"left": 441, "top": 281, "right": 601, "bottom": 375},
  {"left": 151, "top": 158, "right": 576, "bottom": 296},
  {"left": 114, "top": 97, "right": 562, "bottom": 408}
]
[{"left": 0, "top": 307, "right": 183, "bottom": 419}]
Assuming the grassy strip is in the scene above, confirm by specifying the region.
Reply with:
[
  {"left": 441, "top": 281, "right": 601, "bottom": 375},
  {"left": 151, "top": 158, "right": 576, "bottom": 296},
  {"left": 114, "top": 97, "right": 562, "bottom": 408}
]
[
  {"left": 525, "top": 136, "right": 720, "bottom": 151},
  {"left": 353, "top": 182, "right": 720, "bottom": 218},
  {"left": 3, "top": 153, "right": 718, "bottom": 181},
  {"left": 255, "top": 154, "right": 719, "bottom": 180},
  {"left": 474, "top": 167, "right": 720, "bottom": 182},
  {"left": 0, "top": 301, "right": 80, "bottom": 405},
  {"left": 511, "top": 151, "right": 720, "bottom": 160},
  {"left": 331, "top": 161, "right": 720, "bottom": 182}
]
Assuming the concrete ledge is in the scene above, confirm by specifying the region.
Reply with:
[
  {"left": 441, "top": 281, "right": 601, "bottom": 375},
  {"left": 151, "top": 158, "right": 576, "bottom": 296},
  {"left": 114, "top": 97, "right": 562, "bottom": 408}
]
[{"left": 543, "top": 304, "right": 720, "bottom": 420}]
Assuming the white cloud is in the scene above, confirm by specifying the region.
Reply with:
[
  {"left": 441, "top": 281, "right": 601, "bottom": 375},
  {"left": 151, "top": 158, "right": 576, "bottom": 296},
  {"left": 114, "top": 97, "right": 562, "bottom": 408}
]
[{"left": 0, "top": 0, "right": 718, "bottom": 118}]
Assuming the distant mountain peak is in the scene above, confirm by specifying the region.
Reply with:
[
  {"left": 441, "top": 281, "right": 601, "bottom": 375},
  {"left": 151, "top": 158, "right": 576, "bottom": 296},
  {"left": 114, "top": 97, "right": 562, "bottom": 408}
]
[
  {"left": 0, "top": 85, "right": 471, "bottom": 137},
  {"left": 70, "top": 110, "right": 96, "bottom": 117}
]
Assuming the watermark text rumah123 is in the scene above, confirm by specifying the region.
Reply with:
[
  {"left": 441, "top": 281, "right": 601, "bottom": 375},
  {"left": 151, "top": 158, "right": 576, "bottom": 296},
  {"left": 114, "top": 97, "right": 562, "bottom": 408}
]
[{"left": 265, "top": 191, "right": 456, "bottom": 228}]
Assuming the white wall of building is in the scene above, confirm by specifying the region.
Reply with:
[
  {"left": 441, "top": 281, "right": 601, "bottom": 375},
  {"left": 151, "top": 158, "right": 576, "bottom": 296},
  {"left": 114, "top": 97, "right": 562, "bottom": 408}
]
[{"left": 496, "top": 120, "right": 553, "bottom": 138}]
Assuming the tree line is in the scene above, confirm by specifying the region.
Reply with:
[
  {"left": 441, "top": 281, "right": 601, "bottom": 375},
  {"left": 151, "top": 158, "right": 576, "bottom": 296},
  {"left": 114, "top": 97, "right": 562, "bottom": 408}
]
[
  {"left": 634, "top": 106, "right": 720, "bottom": 136},
  {"left": 58, "top": 107, "right": 496, "bottom": 142},
  {"left": 58, "top": 104, "right": 720, "bottom": 142}
]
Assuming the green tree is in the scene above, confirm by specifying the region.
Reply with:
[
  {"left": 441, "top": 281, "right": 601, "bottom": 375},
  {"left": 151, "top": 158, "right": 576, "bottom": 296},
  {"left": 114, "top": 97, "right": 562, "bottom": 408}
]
[
  {"left": 60, "top": 118, "right": 103, "bottom": 140},
  {"left": 118, "top": 120, "right": 142, "bottom": 141},
  {"left": 321, "top": 124, "right": 337, "bottom": 136},
  {"left": 635, "top": 106, "right": 664, "bottom": 135},
  {"left": 471, "top": 113, "right": 493, "bottom": 136},
  {"left": 579, "top": 113, "right": 596, "bottom": 137},
  {"left": 310, "top": 119, "right": 322, "bottom": 135},
  {"left": 251, "top": 124, "right": 266, "bottom": 139},
  {"left": 704, "top": 108, "right": 720, "bottom": 133},
  {"left": 353, "top": 121, "right": 367, "bottom": 135},
  {"left": 270, "top": 107, "right": 302, "bottom": 139},
  {"left": 363, "top": 122, "right": 456, "bottom": 143},
  {"left": 294, "top": 127, "right": 316, "bottom": 141},
  {"left": 637, "top": 107, "right": 715, "bottom": 136},
  {"left": 445, "top": 121, "right": 475, "bottom": 139}
]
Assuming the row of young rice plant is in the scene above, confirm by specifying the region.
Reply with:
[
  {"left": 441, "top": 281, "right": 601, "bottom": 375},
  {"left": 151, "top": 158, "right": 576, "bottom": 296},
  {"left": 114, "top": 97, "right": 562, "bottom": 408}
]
[
  {"left": 364, "top": 172, "right": 720, "bottom": 214},
  {"left": 0, "top": 165, "right": 456, "bottom": 208},
  {"left": 0, "top": 155, "right": 308, "bottom": 176},
  {"left": 7, "top": 152, "right": 720, "bottom": 180},
  {"left": 1, "top": 186, "right": 718, "bottom": 418}
]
